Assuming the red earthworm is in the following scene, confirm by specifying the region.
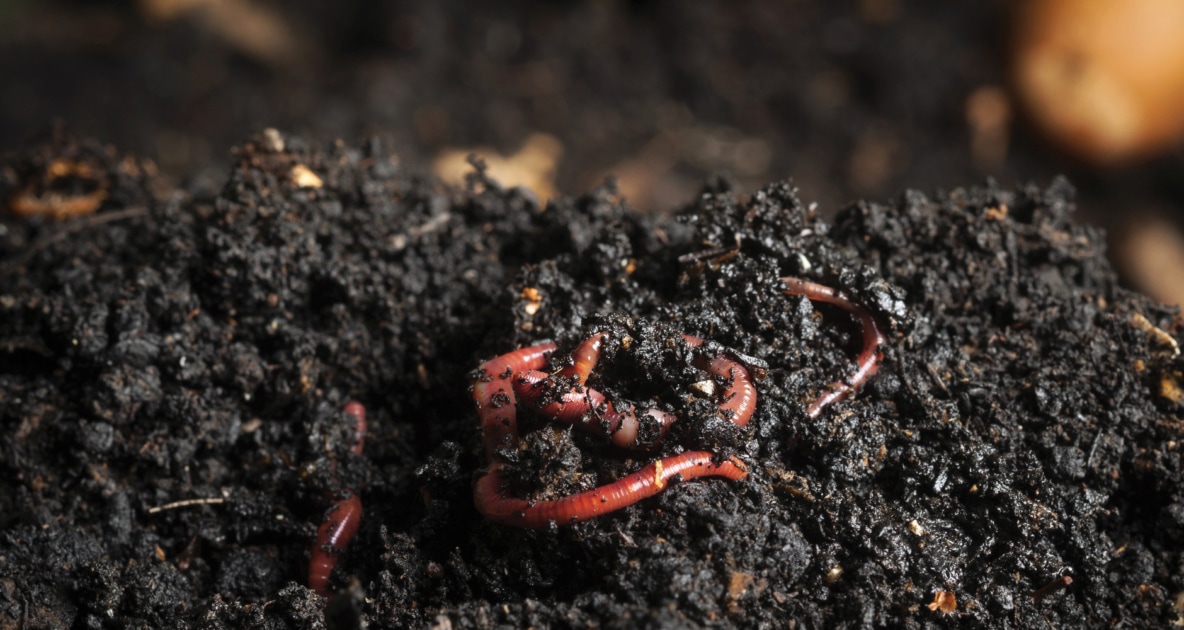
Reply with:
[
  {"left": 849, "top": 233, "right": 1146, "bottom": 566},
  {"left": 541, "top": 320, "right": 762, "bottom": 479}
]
[
  {"left": 308, "top": 401, "right": 367, "bottom": 596},
  {"left": 688, "top": 340, "right": 758, "bottom": 428},
  {"left": 512, "top": 368, "right": 679, "bottom": 448},
  {"left": 471, "top": 276, "right": 883, "bottom": 527},
  {"left": 557, "top": 331, "right": 607, "bottom": 385},
  {"left": 473, "top": 334, "right": 754, "bottom": 526},
  {"left": 474, "top": 450, "right": 748, "bottom": 527},
  {"left": 781, "top": 277, "right": 885, "bottom": 418},
  {"left": 308, "top": 492, "right": 363, "bottom": 595},
  {"left": 473, "top": 343, "right": 556, "bottom": 458},
  {"left": 513, "top": 333, "right": 756, "bottom": 447}
]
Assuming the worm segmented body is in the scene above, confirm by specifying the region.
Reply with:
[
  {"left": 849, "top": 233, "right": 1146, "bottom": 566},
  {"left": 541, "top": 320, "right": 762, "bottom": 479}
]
[
  {"left": 473, "top": 336, "right": 751, "bottom": 528},
  {"left": 308, "top": 492, "right": 363, "bottom": 595},
  {"left": 473, "top": 343, "right": 558, "bottom": 454},
  {"left": 780, "top": 277, "right": 885, "bottom": 417},
  {"left": 308, "top": 401, "right": 367, "bottom": 596},
  {"left": 471, "top": 276, "right": 885, "bottom": 528},
  {"left": 511, "top": 332, "right": 757, "bottom": 448},
  {"left": 474, "top": 451, "right": 748, "bottom": 527}
]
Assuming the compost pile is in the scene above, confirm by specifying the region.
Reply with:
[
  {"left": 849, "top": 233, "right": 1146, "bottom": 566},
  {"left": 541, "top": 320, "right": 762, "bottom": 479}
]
[{"left": 1, "top": 131, "right": 1181, "bottom": 629}]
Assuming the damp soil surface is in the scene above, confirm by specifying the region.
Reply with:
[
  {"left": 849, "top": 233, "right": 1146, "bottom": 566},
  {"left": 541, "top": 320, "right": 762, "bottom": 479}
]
[{"left": 2, "top": 131, "right": 1183, "bottom": 628}]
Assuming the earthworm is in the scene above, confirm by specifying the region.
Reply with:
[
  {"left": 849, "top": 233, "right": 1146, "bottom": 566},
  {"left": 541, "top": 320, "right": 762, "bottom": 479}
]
[
  {"left": 474, "top": 450, "right": 748, "bottom": 527},
  {"left": 512, "top": 333, "right": 756, "bottom": 448},
  {"left": 557, "top": 331, "right": 607, "bottom": 385},
  {"left": 513, "top": 368, "right": 678, "bottom": 448},
  {"left": 308, "top": 492, "right": 363, "bottom": 595},
  {"left": 688, "top": 339, "right": 759, "bottom": 428},
  {"left": 781, "top": 277, "right": 885, "bottom": 418},
  {"left": 308, "top": 401, "right": 367, "bottom": 596},
  {"left": 472, "top": 334, "right": 754, "bottom": 526},
  {"left": 473, "top": 343, "right": 557, "bottom": 458},
  {"left": 471, "top": 275, "right": 883, "bottom": 527}
]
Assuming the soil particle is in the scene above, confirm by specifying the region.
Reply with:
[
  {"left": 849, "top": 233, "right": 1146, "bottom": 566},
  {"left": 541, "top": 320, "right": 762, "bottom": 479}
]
[{"left": 2, "top": 131, "right": 1182, "bottom": 628}]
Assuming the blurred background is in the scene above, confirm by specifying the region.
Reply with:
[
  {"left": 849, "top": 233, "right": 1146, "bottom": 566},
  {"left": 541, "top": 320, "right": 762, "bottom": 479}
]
[{"left": 3, "top": 0, "right": 1184, "bottom": 305}]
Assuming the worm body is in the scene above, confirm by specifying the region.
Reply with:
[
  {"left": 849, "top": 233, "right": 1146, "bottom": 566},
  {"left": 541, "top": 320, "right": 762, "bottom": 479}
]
[
  {"left": 473, "top": 343, "right": 556, "bottom": 457},
  {"left": 513, "top": 369, "right": 678, "bottom": 448},
  {"left": 511, "top": 333, "right": 756, "bottom": 448},
  {"left": 687, "top": 337, "right": 758, "bottom": 428},
  {"left": 471, "top": 276, "right": 884, "bottom": 527},
  {"left": 475, "top": 451, "right": 747, "bottom": 528},
  {"left": 308, "top": 400, "right": 368, "bottom": 596},
  {"left": 780, "top": 277, "right": 886, "bottom": 418},
  {"left": 308, "top": 493, "right": 363, "bottom": 595},
  {"left": 474, "top": 334, "right": 755, "bottom": 526},
  {"left": 557, "top": 331, "right": 607, "bottom": 385}
]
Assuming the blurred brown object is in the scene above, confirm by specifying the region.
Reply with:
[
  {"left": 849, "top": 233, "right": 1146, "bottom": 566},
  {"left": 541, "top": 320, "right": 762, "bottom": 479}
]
[
  {"left": 595, "top": 120, "right": 771, "bottom": 214},
  {"left": 595, "top": 133, "right": 684, "bottom": 215},
  {"left": 848, "top": 127, "right": 903, "bottom": 195},
  {"left": 138, "top": 0, "right": 308, "bottom": 69},
  {"left": 1012, "top": 0, "right": 1184, "bottom": 164},
  {"left": 433, "top": 133, "right": 563, "bottom": 202},
  {"left": 9, "top": 157, "right": 107, "bottom": 220},
  {"left": 1113, "top": 213, "right": 1184, "bottom": 308},
  {"left": 4, "top": 129, "right": 158, "bottom": 221},
  {"left": 966, "top": 86, "right": 1012, "bottom": 170}
]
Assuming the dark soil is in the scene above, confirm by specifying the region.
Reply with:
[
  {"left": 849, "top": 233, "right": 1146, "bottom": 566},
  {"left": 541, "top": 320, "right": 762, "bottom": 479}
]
[{"left": 2, "top": 130, "right": 1182, "bottom": 628}]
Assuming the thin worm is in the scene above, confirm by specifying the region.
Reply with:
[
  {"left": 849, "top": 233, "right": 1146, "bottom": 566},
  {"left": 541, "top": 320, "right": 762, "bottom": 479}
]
[
  {"left": 781, "top": 277, "right": 885, "bottom": 418},
  {"left": 308, "top": 401, "right": 368, "bottom": 596},
  {"left": 308, "top": 493, "right": 363, "bottom": 595},
  {"left": 1031, "top": 575, "right": 1073, "bottom": 603},
  {"left": 687, "top": 337, "right": 758, "bottom": 428},
  {"left": 513, "top": 333, "right": 756, "bottom": 447},
  {"left": 471, "top": 276, "right": 883, "bottom": 527},
  {"left": 513, "top": 368, "right": 678, "bottom": 448},
  {"left": 473, "top": 343, "right": 556, "bottom": 458},
  {"left": 474, "top": 335, "right": 753, "bottom": 526},
  {"left": 474, "top": 450, "right": 748, "bottom": 528},
  {"left": 557, "top": 331, "right": 607, "bottom": 385}
]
